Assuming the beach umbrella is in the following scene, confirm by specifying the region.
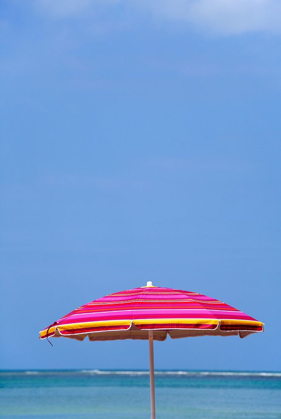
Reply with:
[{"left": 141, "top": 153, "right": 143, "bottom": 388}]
[{"left": 40, "top": 282, "right": 264, "bottom": 419}]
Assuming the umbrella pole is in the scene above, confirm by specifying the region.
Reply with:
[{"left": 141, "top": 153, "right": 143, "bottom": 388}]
[{"left": 148, "top": 330, "right": 156, "bottom": 419}]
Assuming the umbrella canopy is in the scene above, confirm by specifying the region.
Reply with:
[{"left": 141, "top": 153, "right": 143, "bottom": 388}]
[
  {"left": 40, "top": 282, "right": 263, "bottom": 419},
  {"left": 40, "top": 282, "right": 263, "bottom": 342}
]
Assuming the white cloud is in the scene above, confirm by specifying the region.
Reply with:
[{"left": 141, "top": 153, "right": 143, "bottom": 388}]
[
  {"left": 35, "top": 0, "right": 281, "bottom": 34},
  {"left": 146, "top": 0, "right": 281, "bottom": 34}
]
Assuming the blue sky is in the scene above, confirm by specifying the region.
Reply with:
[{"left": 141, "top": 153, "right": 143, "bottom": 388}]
[{"left": 0, "top": 0, "right": 280, "bottom": 371}]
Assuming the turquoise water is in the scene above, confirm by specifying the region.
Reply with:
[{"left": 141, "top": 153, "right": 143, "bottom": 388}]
[{"left": 1, "top": 370, "right": 280, "bottom": 418}]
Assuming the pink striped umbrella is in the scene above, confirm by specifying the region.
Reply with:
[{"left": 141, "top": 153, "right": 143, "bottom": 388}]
[{"left": 40, "top": 282, "right": 264, "bottom": 419}]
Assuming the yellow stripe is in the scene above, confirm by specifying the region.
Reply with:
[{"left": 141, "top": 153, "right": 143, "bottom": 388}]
[
  {"left": 61, "top": 320, "right": 132, "bottom": 329},
  {"left": 40, "top": 318, "right": 263, "bottom": 339},
  {"left": 40, "top": 326, "right": 57, "bottom": 338},
  {"left": 40, "top": 318, "right": 218, "bottom": 338},
  {"left": 133, "top": 318, "right": 218, "bottom": 326},
  {"left": 40, "top": 320, "right": 132, "bottom": 338}
]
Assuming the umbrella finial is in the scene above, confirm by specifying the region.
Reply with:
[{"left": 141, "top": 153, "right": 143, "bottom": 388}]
[{"left": 146, "top": 281, "right": 153, "bottom": 287}]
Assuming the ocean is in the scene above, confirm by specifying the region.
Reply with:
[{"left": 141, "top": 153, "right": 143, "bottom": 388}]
[{"left": 0, "top": 370, "right": 280, "bottom": 418}]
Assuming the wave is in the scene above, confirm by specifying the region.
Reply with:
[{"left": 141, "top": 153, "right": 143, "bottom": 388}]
[
  {"left": 1, "top": 370, "right": 281, "bottom": 378},
  {"left": 81, "top": 370, "right": 150, "bottom": 375},
  {"left": 80, "top": 370, "right": 281, "bottom": 378},
  {"left": 192, "top": 372, "right": 281, "bottom": 377},
  {"left": 0, "top": 371, "right": 41, "bottom": 376},
  {"left": 24, "top": 371, "right": 40, "bottom": 375}
]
